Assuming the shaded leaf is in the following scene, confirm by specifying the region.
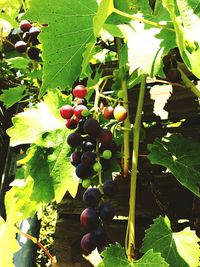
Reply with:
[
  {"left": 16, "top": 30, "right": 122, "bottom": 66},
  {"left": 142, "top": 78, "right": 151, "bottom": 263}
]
[
  {"left": 0, "top": 86, "right": 27, "bottom": 108},
  {"left": 142, "top": 216, "right": 200, "bottom": 267},
  {"left": 6, "top": 57, "right": 30, "bottom": 69},
  {"left": 148, "top": 134, "right": 200, "bottom": 197},
  {"left": 20, "top": 129, "right": 79, "bottom": 202}
]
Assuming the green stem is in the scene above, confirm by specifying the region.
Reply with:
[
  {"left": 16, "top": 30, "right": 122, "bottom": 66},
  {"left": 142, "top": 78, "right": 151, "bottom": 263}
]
[
  {"left": 98, "top": 93, "right": 118, "bottom": 103},
  {"left": 177, "top": 65, "right": 200, "bottom": 98},
  {"left": 116, "top": 38, "right": 131, "bottom": 177},
  {"left": 113, "top": 8, "right": 175, "bottom": 32},
  {"left": 125, "top": 74, "right": 147, "bottom": 261}
]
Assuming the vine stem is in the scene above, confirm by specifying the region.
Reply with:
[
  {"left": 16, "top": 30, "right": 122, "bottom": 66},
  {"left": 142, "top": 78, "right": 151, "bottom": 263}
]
[
  {"left": 15, "top": 227, "right": 59, "bottom": 267},
  {"left": 113, "top": 8, "right": 175, "bottom": 32},
  {"left": 0, "top": 36, "right": 15, "bottom": 47},
  {"left": 177, "top": 65, "right": 200, "bottom": 98},
  {"left": 116, "top": 38, "right": 131, "bottom": 177},
  {"left": 125, "top": 74, "right": 147, "bottom": 261}
]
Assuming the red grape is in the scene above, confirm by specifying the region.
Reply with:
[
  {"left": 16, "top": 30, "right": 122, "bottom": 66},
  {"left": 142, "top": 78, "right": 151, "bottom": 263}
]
[
  {"left": 60, "top": 105, "right": 74, "bottom": 119},
  {"left": 73, "top": 85, "right": 88, "bottom": 98},
  {"left": 102, "top": 106, "right": 114, "bottom": 119},
  {"left": 20, "top": 20, "right": 32, "bottom": 32},
  {"left": 74, "top": 105, "right": 88, "bottom": 119}
]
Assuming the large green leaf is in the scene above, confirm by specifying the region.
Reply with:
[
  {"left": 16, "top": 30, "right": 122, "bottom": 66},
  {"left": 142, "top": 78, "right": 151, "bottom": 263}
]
[
  {"left": 142, "top": 216, "right": 200, "bottom": 267},
  {"left": 6, "top": 89, "right": 68, "bottom": 146},
  {"left": 0, "top": 217, "right": 20, "bottom": 267},
  {"left": 99, "top": 243, "right": 169, "bottom": 267},
  {"left": 148, "top": 134, "right": 200, "bottom": 197},
  {"left": 19, "top": 129, "right": 79, "bottom": 202},
  {"left": 163, "top": 0, "right": 200, "bottom": 79},
  {"left": 24, "top": 0, "right": 98, "bottom": 96},
  {"left": 0, "top": 86, "right": 27, "bottom": 108}
]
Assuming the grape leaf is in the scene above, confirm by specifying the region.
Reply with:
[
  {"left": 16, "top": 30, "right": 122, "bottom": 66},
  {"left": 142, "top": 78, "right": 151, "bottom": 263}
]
[
  {"left": 19, "top": 129, "right": 79, "bottom": 202},
  {"left": 6, "top": 89, "right": 68, "bottom": 146},
  {"left": 0, "top": 86, "right": 27, "bottom": 108},
  {"left": 6, "top": 57, "right": 30, "bottom": 69},
  {"left": 119, "top": 21, "right": 176, "bottom": 77},
  {"left": 99, "top": 243, "right": 169, "bottom": 267},
  {"left": 135, "top": 249, "right": 169, "bottom": 266},
  {"left": 99, "top": 243, "right": 132, "bottom": 267},
  {"left": 24, "top": 0, "right": 98, "bottom": 96},
  {"left": 93, "top": 0, "right": 114, "bottom": 37},
  {"left": 0, "top": 217, "right": 20, "bottom": 267},
  {"left": 107, "top": 0, "right": 176, "bottom": 77},
  {"left": 163, "top": 0, "right": 200, "bottom": 79},
  {"left": 148, "top": 134, "right": 200, "bottom": 197},
  {"left": 5, "top": 178, "right": 41, "bottom": 222},
  {"left": 142, "top": 216, "right": 200, "bottom": 267}
]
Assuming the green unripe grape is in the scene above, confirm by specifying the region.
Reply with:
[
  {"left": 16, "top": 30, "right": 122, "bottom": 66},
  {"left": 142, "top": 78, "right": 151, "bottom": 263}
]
[
  {"left": 81, "top": 109, "right": 90, "bottom": 117},
  {"left": 117, "top": 90, "right": 123, "bottom": 99},
  {"left": 82, "top": 179, "right": 91, "bottom": 188},
  {"left": 93, "top": 162, "right": 102, "bottom": 172},
  {"left": 102, "top": 150, "right": 112, "bottom": 159}
]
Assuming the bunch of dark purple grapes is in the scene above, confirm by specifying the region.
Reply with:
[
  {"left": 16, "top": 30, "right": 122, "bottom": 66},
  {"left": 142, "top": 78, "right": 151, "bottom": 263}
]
[
  {"left": 80, "top": 180, "right": 118, "bottom": 254},
  {"left": 14, "top": 20, "right": 42, "bottom": 60}
]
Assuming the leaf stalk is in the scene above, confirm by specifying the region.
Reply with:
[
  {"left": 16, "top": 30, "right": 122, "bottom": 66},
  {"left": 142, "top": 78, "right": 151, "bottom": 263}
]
[{"left": 113, "top": 8, "right": 175, "bottom": 32}]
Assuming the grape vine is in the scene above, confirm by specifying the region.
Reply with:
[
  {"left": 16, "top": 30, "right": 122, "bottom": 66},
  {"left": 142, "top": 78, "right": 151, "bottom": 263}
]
[{"left": 0, "top": 1, "right": 200, "bottom": 267}]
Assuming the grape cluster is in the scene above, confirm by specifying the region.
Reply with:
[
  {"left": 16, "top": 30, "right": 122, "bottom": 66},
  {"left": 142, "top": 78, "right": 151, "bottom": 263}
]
[
  {"left": 14, "top": 20, "right": 42, "bottom": 60},
  {"left": 60, "top": 85, "right": 118, "bottom": 188},
  {"left": 80, "top": 180, "right": 118, "bottom": 253},
  {"left": 59, "top": 84, "right": 121, "bottom": 253},
  {"left": 60, "top": 85, "right": 89, "bottom": 130}
]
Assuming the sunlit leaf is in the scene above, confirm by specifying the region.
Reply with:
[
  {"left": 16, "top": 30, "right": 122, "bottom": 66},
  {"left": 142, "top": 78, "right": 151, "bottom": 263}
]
[
  {"left": 142, "top": 216, "right": 200, "bottom": 267},
  {"left": 24, "top": 0, "right": 98, "bottom": 96}
]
